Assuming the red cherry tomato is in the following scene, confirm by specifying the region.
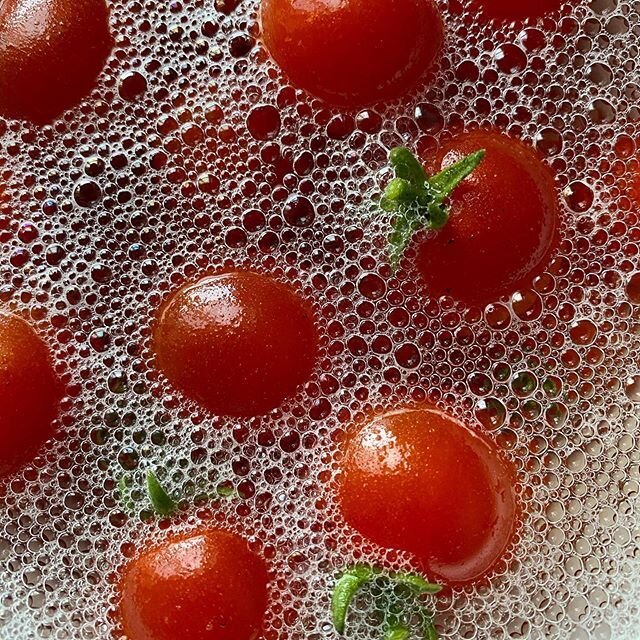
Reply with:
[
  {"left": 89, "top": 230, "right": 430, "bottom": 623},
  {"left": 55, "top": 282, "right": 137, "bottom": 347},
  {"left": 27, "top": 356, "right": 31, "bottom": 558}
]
[
  {"left": 0, "top": 0, "right": 112, "bottom": 123},
  {"left": 260, "top": 0, "right": 444, "bottom": 107},
  {"left": 470, "top": 0, "right": 564, "bottom": 22},
  {"left": 152, "top": 271, "right": 318, "bottom": 417},
  {"left": 338, "top": 407, "right": 518, "bottom": 585},
  {"left": 0, "top": 313, "right": 61, "bottom": 478},
  {"left": 119, "top": 528, "right": 269, "bottom": 640},
  {"left": 414, "top": 130, "right": 560, "bottom": 305}
]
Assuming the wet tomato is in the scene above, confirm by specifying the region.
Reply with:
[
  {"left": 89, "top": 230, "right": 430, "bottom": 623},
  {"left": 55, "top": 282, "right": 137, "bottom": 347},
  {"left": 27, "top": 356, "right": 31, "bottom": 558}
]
[
  {"left": 470, "top": 0, "right": 565, "bottom": 22},
  {"left": 152, "top": 271, "right": 318, "bottom": 417},
  {"left": 338, "top": 407, "right": 518, "bottom": 585},
  {"left": 119, "top": 528, "right": 269, "bottom": 640},
  {"left": 260, "top": 0, "right": 444, "bottom": 107},
  {"left": 0, "top": 0, "right": 113, "bottom": 123},
  {"left": 0, "top": 313, "right": 61, "bottom": 478},
  {"left": 415, "top": 130, "right": 559, "bottom": 305}
]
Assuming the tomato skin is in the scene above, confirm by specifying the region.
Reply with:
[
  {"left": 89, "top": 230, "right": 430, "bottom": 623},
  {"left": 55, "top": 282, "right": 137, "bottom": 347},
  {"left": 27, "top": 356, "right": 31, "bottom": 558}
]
[
  {"left": 0, "top": 0, "right": 112, "bottom": 123},
  {"left": 152, "top": 271, "right": 318, "bottom": 417},
  {"left": 414, "top": 130, "right": 559, "bottom": 306},
  {"left": 260, "top": 0, "right": 443, "bottom": 108},
  {"left": 0, "top": 314, "right": 61, "bottom": 478},
  {"left": 470, "top": 0, "right": 564, "bottom": 22},
  {"left": 338, "top": 408, "right": 518, "bottom": 585},
  {"left": 119, "top": 528, "right": 269, "bottom": 640}
]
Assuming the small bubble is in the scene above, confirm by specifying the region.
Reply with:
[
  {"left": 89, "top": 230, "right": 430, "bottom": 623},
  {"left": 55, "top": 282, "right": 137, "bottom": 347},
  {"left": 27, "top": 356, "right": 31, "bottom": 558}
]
[
  {"left": 468, "top": 372, "right": 493, "bottom": 396},
  {"left": 569, "top": 319, "right": 597, "bottom": 346},
  {"left": 283, "top": 196, "right": 315, "bottom": 227},
  {"left": 414, "top": 103, "right": 444, "bottom": 133},
  {"left": 545, "top": 402, "right": 568, "bottom": 428},
  {"left": 563, "top": 181, "right": 594, "bottom": 213},
  {"left": 485, "top": 304, "right": 511, "bottom": 330},
  {"left": 475, "top": 397, "right": 506, "bottom": 431},
  {"left": 247, "top": 105, "right": 281, "bottom": 141},
  {"left": 624, "top": 376, "right": 640, "bottom": 403},
  {"left": 119, "top": 71, "right": 148, "bottom": 101},
  {"left": 535, "top": 128, "right": 563, "bottom": 156},
  {"left": 511, "top": 289, "right": 543, "bottom": 321},
  {"left": 74, "top": 180, "right": 102, "bottom": 207},
  {"left": 512, "top": 371, "right": 538, "bottom": 398},
  {"left": 117, "top": 447, "right": 139, "bottom": 471},
  {"left": 625, "top": 273, "right": 640, "bottom": 303},
  {"left": 394, "top": 343, "right": 421, "bottom": 369},
  {"left": 89, "top": 329, "right": 111, "bottom": 353},
  {"left": 494, "top": 44, "right": 528, "bottom": 74},
  {"left": 358, "top": 274, "right": 386, "bottom": 300}
]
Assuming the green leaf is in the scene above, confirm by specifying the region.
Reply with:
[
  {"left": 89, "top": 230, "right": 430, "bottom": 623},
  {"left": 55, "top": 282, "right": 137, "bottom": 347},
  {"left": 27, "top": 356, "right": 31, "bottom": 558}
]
[
  {"left": 381, "top": 178, "right": 421, "bottom": 213},
  {"left": 427, "top": 149, "right": 486, "bottom": 200},
  {"left": 146, "top": 470, "right": 177, "bottom": 517},
  {"left": 385, "top": 626, "right": 411, "bottom": 640},
  {"left": 393, "top": 573, "right": 442, "bottom": 596},
  {"left": 331, "top": 566, "right": 376, "bottom": 634},
  {"left": 389, "top": 211, "right": 423, "bottom": 268},
  {"left": 423, "top": 621, "right": 439, "bottom": 640},
  {"left": 380, "top": 147, "right": 485, "bottom": 270},
  {"left": 389, "top": 147, "right": 428, "bottom": 187}
]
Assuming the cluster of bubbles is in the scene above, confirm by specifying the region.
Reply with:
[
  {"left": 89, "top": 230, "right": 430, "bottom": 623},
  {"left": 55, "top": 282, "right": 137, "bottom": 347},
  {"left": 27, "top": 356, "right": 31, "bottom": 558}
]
[{"left": 0, "top": 0, "right": 639, "bottom": 638}]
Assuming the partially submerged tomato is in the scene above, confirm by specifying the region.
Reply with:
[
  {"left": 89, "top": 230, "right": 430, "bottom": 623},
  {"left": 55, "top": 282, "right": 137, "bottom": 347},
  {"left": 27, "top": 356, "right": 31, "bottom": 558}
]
[
  {"left": 260, "top": 0, "right": 444, "bottom": 107},
  {"left": 414, "top": 130, "right": 560, "bottom": 305},
  {"left": 0, "top": 313, "right": 61, "bottom": 478},
  {"left": 338, "top": 407, "right": 519, "bottom": 585},
  {"left": 119, "top": 528, "right": 269, "bottom": 640},
  {"left": 152, "top": 271, "right": 318, "bottom": 417},
  {"left": 0, "top": 0, "right": 113, "bottom": 123}
]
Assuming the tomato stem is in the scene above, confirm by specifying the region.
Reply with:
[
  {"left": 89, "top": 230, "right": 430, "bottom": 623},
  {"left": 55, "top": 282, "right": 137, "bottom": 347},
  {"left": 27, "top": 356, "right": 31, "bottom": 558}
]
[
  {"left": 331, "top": 565, "right": 441, "bottom": 639},
  {"left": 381, "top": 146, "right": 486, "bottom": 268}
]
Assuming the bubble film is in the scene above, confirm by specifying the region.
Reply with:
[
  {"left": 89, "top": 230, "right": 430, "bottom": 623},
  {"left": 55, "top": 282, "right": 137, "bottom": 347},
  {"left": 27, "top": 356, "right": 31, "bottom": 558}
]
[{"left": 0, "top": 0, "right": 639, "bottom": 638}]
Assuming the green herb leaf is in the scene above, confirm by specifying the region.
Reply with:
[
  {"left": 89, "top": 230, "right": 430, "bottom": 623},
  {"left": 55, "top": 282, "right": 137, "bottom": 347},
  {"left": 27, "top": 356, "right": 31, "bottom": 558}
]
[
  {"left": 388, "top": 211, "right": 424, "bottom": 268},
  {"left": 427, "top": 150, "right": 485, "bottom": 200},
  {"left": 331, "top": 566, "right": 376, "bottom": 634},
  {"left": 385, "top": 626, "right": 411, "bottom": 640},
  {"left": 423, "top": 621, "right": 439, "bottom": 640},
  {"left": 393, "top": 572, "right": 442, "bottom": 596},
  {"left": 381, "top": 146, "right": 485, "bottom": 270},
  {"left": 389, "top": 147, "right": 428, "bottom": 187},
  {"left": 332, "top": 566, "right": 440, "bottom": 639},
  {"left": 146, "top": 470, "right": 177, "bottom": 517}
]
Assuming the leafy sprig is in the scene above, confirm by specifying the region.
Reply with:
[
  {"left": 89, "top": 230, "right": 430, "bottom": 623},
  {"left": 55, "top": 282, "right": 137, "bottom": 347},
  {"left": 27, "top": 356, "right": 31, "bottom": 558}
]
[
  {"left": 380, "top": 146, "right": 486, "bottom": 268},
  {"left": 332, "top": 565, "right": 441, "bottom": 640}
]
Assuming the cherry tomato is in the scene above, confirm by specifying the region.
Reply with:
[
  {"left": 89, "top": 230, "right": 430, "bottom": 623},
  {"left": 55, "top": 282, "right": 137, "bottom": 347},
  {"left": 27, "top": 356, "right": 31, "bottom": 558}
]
[
  {"left": 260, "top": 0, "right": 444, "bottom": 107},
  {"left": 0, "top": 313, "right": 61, "bottom": 478},
  {"left": 0, "top": 0, "right": 112, "bottom": 123},
  {"left": 470, "top": 0, "right": 564, "bottom": 22},
  {"left": 414, "top": 130, "right": 559, "bottom": 305},
  {"left": 119, "top": 528, "right": 269, "bottom": 640},
  {"left": 152, "top": 271, "right": 318, "bottom": 417},
  {"left": 338, "top": 407, "right": 518, "bottom": 585}
]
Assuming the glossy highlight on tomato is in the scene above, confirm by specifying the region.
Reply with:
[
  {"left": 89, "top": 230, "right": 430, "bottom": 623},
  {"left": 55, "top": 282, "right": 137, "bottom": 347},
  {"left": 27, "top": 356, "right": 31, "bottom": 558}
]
[
  {"left": 152, "top": 271, "right": 318, "bottom": 417},
  {"left": 119, "top": 528, "right": 269, "bottom": 640},
  {"left": 338, "top": 407, "right": 518, "bottom": 585},
  {"left": 0, "top": 313, "right": 61, "bottom": 479},
  {"left": 470, "top": 0, "right": 565, "bottom": 22},
  {"left": 260, "top": 0, "right": 444, "bottom": 108},
  {"left": 0, "top": 0, "right": 113, "bottom": 123},
  {"left": 414, "top": 129, "right": 560, "bottom": 305}
]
